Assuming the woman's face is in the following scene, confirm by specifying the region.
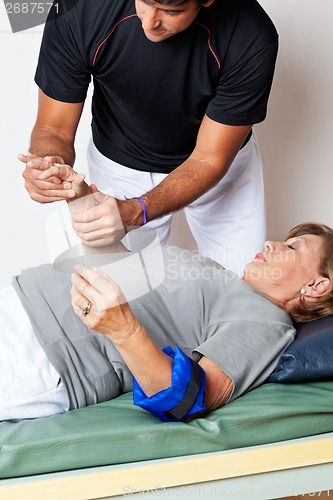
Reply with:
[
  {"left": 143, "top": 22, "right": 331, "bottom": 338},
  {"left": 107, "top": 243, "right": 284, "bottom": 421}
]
[{"left": 243, "top": 234, "right": 325, "bottom": 307}]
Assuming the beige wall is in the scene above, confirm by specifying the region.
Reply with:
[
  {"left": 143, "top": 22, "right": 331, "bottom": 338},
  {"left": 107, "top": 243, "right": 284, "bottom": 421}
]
[
  {"left": 1, "top": 1, "right": 333, "bottom": 279},
  {"left": 257, "top": 0, "right": 333, "bottom": 240}
]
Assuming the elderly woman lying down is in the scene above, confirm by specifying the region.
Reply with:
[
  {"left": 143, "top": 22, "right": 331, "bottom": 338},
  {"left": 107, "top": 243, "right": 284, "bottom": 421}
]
[
  {"left": 3, "top": 165, "right": 333, "bottom": 422},
  {"left": 1, "top": 220, "right": 333, "bottom": 423}
]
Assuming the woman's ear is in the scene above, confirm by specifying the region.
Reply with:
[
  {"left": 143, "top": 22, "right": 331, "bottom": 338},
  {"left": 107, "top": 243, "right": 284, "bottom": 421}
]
[{"left": 303, "top": 277, "right": 331, "bottom": 299}]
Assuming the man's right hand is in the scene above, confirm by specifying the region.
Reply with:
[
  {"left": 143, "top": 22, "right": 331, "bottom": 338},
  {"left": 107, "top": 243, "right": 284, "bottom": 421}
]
[{"left": 19, "top": 153, "right": 75, "bottom": 203}]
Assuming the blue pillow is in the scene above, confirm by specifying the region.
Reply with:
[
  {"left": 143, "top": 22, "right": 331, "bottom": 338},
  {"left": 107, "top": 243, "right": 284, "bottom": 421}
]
[{"left": 269, "top": 315, "right": 333, "bottom": 383}]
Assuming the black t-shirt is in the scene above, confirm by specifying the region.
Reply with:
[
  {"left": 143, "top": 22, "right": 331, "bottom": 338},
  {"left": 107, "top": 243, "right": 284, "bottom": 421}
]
[{"left": 35, "top": 0, "right": 278, "bottom": 173}]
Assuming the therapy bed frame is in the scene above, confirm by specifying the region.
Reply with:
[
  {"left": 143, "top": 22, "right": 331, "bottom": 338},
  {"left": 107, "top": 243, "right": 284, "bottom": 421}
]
[
  {"left": 1, "top": 382, "right": 333, "bottom": 500},
  {"left": 1, "top": 432, "right": 333, "bottom": 499}
]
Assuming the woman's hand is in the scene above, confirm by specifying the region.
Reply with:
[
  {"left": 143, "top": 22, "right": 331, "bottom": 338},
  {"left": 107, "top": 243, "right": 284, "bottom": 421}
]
[
  {"left": 71, "top": 265, "right": 139, "bottom": 343},
  {"left": 71, "top": 264, "right": 174, "bottom": 397}
]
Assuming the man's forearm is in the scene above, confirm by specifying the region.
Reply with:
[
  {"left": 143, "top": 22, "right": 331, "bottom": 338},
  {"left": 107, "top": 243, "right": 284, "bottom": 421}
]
[
  {"left": 29, "top": 127, "right": 76, "bottom": 166},
  {"left": 145, "top": 153, "right": 228, "bottom": 216},
  {"left": 119, "top": 154, "right": 231, "bottom": 227},
  {"left": 119, "top": 120, "right": 251, "bottom": 227}
]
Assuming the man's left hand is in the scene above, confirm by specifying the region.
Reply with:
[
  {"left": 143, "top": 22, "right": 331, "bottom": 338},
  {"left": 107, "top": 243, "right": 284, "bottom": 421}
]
[{"left": 70, "top": 190, "right": 126, "bottom": 247}]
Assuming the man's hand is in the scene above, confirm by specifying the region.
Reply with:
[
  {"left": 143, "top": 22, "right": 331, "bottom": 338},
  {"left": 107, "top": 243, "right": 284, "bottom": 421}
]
[
  {"left": 39, "top": 163, "right": 89, "bottom": 199},
  {"left": 70, "top": 188, "right": 126, "bottom": 247},
  {"left": 19, "top": 152, "right": 74, "bottom": 203},
  {"left": 35, "top": 162, "right": 127, "bottom": 247}
]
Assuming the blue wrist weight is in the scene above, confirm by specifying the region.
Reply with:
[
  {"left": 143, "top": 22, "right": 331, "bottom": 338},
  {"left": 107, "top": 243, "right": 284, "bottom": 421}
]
[{"left": 133, "top": 346, "right": 206, "bottom": 422}]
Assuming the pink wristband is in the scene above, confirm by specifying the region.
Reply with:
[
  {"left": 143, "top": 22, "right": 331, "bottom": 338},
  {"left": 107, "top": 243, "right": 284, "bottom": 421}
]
[{"left": 125, "top": 196, "right": 148, "bottom": 226}]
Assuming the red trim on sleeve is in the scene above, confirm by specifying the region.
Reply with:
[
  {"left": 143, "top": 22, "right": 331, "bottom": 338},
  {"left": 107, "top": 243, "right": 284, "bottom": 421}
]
[
  {"left": 92, "top": 14, "right": 138, "bottom": 66},
  {"left": 196, "top": 23, "right": 221, "bottom": 70}
]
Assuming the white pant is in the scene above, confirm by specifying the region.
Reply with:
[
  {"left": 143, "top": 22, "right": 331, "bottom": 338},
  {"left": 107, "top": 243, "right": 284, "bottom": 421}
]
[
  {"left": 87, "top": 133, "right": 265, "bottom": 276},
  {"left": 0, "top": 283, "right": 69, "bottom": 421}
]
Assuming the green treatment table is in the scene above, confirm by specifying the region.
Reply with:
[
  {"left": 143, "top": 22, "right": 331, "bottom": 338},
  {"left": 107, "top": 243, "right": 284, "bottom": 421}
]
[{"left": 1, "top": 381, "right": 333, "bottom": 499}]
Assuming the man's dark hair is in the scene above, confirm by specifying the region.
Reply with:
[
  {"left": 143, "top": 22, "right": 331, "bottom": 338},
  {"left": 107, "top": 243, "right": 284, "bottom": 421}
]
[{"left": 156, "top": 0, "right": 207, "bottom": 5}]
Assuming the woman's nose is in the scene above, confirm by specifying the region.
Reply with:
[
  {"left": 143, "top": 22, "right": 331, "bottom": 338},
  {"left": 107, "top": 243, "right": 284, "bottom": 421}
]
[{"left": 264, "top": 240, "right": 275, "bottom": 252}]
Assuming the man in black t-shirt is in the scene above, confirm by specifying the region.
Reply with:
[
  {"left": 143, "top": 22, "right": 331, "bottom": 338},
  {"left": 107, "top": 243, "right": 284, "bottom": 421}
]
[{"left": 19, "top": 0, "right": 278, "bottom": 276}]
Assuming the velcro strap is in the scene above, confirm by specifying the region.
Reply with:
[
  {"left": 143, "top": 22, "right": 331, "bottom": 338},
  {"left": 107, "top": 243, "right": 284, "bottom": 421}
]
[{"left": 163, "top": 360, "right": 203, "bottom": 421}]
